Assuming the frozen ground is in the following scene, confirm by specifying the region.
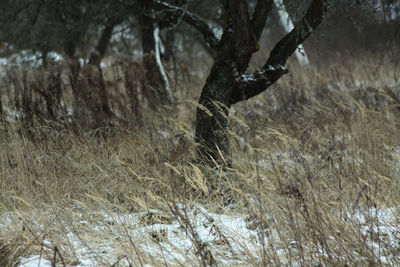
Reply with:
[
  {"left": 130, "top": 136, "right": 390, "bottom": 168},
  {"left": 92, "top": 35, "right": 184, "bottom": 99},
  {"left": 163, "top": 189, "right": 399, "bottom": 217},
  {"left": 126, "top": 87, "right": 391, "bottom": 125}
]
[
  {"left": 0, "top": 140, "right": 398, "bottom": 266},
  {"left": 0, "top": 202, "right": 397, "bottom": 267},
  {"left": 7, "top": 205, "right": 263, "bottom": 266}
]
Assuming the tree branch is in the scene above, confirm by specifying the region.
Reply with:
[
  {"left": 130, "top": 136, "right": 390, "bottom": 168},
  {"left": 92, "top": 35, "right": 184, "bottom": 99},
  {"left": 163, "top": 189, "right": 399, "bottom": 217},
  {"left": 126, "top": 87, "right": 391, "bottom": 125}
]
[
  {"left": 266, "top": 0, "right": 328, "bottom": 66},
  {"left": 89, "top": 20, "right": 120, "bottom": 66},
  {"left": 150, "top": 0, "right": 219, "bottom": 49},
  {"left": 230, "top": 0, "right": 328, "bottom": 104},
  {"left": 251, "top": 0, "right": 274, "bottom": 40},
  {"left": 229, "top": 0, "right": 258, "bottom": 72},
  {"left": 230, "top": 64, "right": 288, "bottom": 103}
]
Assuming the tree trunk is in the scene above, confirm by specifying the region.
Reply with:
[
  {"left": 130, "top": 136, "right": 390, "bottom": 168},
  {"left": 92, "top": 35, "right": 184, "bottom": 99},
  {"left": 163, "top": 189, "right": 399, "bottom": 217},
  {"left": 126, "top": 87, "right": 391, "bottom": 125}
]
[
  {"left": 195, "top": 0, "right": 327, "bottom": 166},
  {"left": 31, "top": 66, "right": 63, "bottom": 121},
  {"left": 273, "top": 0, "right": 310, "bottom": 65},
  {"left": 139, "top": 14, "right": 173, "bottom": 108},
  {"left": 0, "top": 86, "right": 4, "bottom": 122},
  {"left": 69, "top": 22, "right": 116, "bottom": 129},
  {"left": 194, "top": 26, "right": 238, "bottom": 165},
  {"left": 123, "top": 61, "right": 143, "bottom": 124},
  {"left": 148, "top": 0, "right": 327, "bottom": 166},
  {"left": 195, "top": 0, "right": 266, "bottom": 166},
  {"left": 195, "top": 63, "right": 235, "bottom": 166},
  {"left": 74, "top": 64, "right": 113, "bottom": 129}
]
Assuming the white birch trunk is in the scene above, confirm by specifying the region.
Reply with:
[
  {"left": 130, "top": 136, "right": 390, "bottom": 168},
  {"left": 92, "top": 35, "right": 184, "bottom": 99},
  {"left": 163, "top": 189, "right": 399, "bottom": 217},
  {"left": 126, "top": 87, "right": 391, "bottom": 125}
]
[{"left": 153, "top": 25, "right": 173, "bottom": 103}]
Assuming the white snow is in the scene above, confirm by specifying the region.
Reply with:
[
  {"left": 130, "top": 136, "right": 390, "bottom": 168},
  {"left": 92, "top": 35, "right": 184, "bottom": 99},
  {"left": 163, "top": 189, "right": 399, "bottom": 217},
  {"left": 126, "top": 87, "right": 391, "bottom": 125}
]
[
  {"left": 2, "top": 206, "right": 260, "bottom": 266},
  {"left": 3, "top": 202, "right": 397, "bottom": 267},
  {"left": 19, "top": 256, "right": 53, "bottom": 267},
  {"left": 0, "top": 50, "right": 65, "bottom": 69}
]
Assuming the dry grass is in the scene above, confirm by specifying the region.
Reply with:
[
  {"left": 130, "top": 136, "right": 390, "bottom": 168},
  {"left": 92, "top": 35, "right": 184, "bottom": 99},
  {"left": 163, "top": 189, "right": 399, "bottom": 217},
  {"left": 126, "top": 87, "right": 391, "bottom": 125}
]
[{"left": 0, "top": 54, "right": 400, "bottom": 266}]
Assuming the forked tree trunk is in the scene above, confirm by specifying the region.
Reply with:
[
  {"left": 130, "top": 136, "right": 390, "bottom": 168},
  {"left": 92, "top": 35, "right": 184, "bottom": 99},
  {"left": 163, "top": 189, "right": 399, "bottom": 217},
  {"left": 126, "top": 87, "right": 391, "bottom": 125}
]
[
  {"left": 195, "top": 0, "right": 327, "bottom": 166},
  {"left": 149, "top": 0, "right": 327, "bottom": 166},
  {"left": 195, "top": 0, "right": 272, "bottom": 165}
]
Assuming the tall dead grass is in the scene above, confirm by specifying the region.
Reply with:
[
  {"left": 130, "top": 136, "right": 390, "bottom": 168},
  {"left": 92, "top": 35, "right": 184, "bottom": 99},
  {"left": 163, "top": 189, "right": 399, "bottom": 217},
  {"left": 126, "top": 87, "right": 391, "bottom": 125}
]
[{"left": 0, "top": 54, "right": 399, "bottom": 266}]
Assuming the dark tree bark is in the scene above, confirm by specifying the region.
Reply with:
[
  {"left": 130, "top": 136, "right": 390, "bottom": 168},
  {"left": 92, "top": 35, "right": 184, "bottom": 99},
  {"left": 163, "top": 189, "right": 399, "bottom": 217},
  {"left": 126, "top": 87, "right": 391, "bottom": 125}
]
[
  {"left": 139, "top": 14, "right": 160, "bottom": 109},
  {"left": 89, "top": 21, "right": 118, "bottom": 66},
  {"left": 123, "top": 61, "right": 143, "bottom": 124},
  {"left": 87, "top": 20, "right": 120, "bottom": 125},
  {"left": 196, "top": 0, "right": 327, "bottom": 165},
  {"left": 150, "top": 0, "right": 328, "bottom": 165},
  {"left": 163, "top": 29, "right": 175, "bottom": 62},
  {"left": 139, "top": 14, "right": 156, "bottom": 55},
  {"left": 150, "top": 0, "right": 219, "bottom": 49},
  {"left": 69, "top": 21, "right": 117, "bottom": 129},
  {"left": 192, "top": 0, "right": 273, "bottom": 164},
  {"left": 0, "top": 90, "right": 3, "bottom": 122}
]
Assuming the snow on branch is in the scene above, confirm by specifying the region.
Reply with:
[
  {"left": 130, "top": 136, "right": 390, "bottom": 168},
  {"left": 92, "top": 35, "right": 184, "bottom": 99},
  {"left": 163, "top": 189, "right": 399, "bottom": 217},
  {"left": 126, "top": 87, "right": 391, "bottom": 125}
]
[{"left": 230, "top": 64, "right": 288, "bottom": 104}]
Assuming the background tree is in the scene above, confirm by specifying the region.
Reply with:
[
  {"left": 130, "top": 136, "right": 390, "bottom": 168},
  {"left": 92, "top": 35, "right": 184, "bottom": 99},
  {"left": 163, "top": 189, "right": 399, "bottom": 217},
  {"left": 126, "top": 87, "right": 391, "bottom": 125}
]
[{"left": 0, "top": 0, "right": 133, "bottom": 128}]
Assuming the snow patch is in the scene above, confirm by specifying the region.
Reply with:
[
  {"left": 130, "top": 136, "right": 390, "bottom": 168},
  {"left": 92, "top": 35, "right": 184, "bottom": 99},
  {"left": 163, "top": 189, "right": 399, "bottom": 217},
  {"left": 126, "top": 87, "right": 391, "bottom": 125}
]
[{"left": 19, "top": 256, "right": 53, "bottom": 267}]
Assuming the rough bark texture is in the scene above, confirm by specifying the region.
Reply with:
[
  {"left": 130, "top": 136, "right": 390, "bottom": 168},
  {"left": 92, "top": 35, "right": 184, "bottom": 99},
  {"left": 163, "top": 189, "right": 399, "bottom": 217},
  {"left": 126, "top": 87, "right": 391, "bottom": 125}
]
[
  {"left": 194, "top": 0, "right": 273, "bottom": 165},
  {"left": 150, "top": 0, "right": 219, "bottom": 48},
  {"left": 196, "top": 0, "right": 327, "bottom": 165},
  {"left": 267, "top": 0, "right": 327, "bottom": 66},
  {"left": 89, "top": 21, "right": 118, "bottom": 66},
  {"left": 0, "top": 90, "right": 3, "bottom": 121},
  {"left": 194, "top": 20, "right": 237, "bottom": 164}
]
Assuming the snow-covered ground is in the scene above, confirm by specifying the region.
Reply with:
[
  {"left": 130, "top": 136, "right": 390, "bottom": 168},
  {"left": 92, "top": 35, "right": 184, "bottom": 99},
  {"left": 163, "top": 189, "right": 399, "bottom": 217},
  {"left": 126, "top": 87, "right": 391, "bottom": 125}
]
[
  {"left": 0, "top": 202, "right": 397, "bottom": 267},
  {"left": 19, "top": 256, "right": 53, "bottom": 267},
  {"left": 4, "top": 205, "right": 259, "bottom": 267},
  {"left": 3, "top": 205, "right": 263, "bottom": 266},
  {"left": 0, "top": 50, "right": 63, "bottom": 68}
]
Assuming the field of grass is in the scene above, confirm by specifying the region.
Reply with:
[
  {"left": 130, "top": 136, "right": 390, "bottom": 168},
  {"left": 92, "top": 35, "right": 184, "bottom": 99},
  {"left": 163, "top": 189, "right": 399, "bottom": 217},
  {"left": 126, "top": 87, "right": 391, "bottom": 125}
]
[{"left": 0, "top": 53, "right": 400, "bottom": 266}]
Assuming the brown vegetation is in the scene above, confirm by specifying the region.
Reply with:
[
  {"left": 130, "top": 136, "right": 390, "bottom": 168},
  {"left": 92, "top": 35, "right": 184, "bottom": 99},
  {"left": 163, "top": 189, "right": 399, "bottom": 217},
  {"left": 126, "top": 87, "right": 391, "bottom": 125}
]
[{"left": 0, "top": 53, "right": 399, "bottom": 266}]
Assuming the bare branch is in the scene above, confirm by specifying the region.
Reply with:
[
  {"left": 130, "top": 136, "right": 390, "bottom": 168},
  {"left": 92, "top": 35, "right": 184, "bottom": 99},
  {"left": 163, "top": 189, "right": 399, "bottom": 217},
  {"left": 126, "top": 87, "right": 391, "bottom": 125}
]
[
  {"left": 230, "top": 0, "right": 328, "bottom": 104},
  {"left": 266, "top": 0, "right": 328, "bottom": 66},
  {"left": 150, "top": 0, "right": 219, "bottom": 49},
  {"left": 230, "top": 64, "right": 288, "bottom": 104},
  {"left": 229, "top": 0, "right": 258, "bottom": 72},
  {"left": 89, "top": 20, "right": 120, "bottom": 66},
  {"left": 251, "top": 0, "right": 274, "bottom": 40},
  {"left": 228, "top": 0, "right": 274, "bottom": 73}
]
